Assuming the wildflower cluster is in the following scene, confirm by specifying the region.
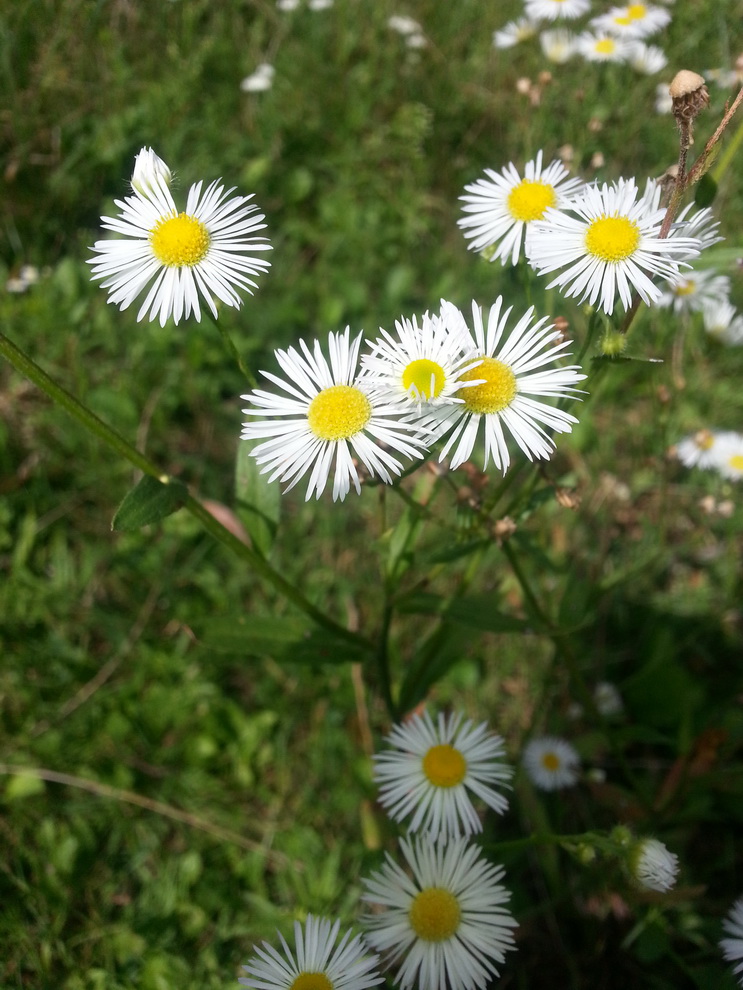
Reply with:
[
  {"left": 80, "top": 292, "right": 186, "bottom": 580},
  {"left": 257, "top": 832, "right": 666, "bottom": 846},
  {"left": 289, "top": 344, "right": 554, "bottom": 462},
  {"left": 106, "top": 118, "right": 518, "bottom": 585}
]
[{"left": 674, "top": 430, "right": 743, "bottom": 482}]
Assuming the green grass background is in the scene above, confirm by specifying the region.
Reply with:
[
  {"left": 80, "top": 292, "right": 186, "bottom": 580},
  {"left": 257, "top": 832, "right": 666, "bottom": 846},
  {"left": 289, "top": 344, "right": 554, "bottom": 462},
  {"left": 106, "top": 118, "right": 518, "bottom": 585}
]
[{"left": 2, "top": 1, "right": 743, "bottom": 988}]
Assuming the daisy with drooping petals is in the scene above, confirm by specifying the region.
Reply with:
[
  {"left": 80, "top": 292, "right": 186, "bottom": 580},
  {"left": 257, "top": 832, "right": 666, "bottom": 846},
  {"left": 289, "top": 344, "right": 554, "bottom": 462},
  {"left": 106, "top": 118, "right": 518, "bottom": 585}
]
[
  {"left": 493, "top": 17, "right": 539, "bottom": 49},
  {"left": 373, "top": 709, "right": 512, "bottom": 841},
  {"left": 540, "top": 29, "right": 579, "bottom": 64},
  {"left": 721, "top": 897, "right": 743, "bottom": 987},
  {"left": 525, "top": 0, "right": 590, "bottom": 20},
  {"left": 459, "top": 151, "right": 585, "bottom": 266},
  {"left": 627, "top": 41, "right": 667, "bottom": 74},
  {"left": 241, "top": 329, "right": 431, "bottom": 501},
  {"left": 590, "top": 3, "right": 671, "bottom": 39},
  {"left": 239, "top": 915, "right": 383, "bottom": 990},
  {"left": 526, "top": 178, "right": 701, "bottom": 314},
  {"left": 88, "top": 147, "right": 272, "bottom": 326},
  {"left": 703, "top": 299, "right": 743, "bottom": 345},
  {"left": 359, "top": 307, "right": 481, "bottom": 414},
  {"left": 657, "top": 267, "right": 730, "bottom": 314},
  {"left": 629, "top": 837, "right": 679, "bottom": 892},
  {"left": 362, "top": 836, "right": 517, "bottom": 990},
  {"left": 522, "top": 736, "right": 581, "bottom": 790},
  {"left": 430, "top": 298, "right": 585, "bottom": 473}
]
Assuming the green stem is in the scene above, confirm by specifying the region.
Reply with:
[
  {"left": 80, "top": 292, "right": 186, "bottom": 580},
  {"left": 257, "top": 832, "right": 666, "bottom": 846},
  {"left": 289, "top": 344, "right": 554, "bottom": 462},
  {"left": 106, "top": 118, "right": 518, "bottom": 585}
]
[
  {"left": 204, "top": 310, "right": 258, "bottom": 388},
  {"left": 0, "top": 331, "right": 367, "bottom": 651}
]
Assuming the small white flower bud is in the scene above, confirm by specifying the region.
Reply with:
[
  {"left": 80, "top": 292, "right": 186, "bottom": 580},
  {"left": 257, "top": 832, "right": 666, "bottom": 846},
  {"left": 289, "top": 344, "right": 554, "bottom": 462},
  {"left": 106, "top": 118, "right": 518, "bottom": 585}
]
[
  {"left": 630, "top": 838, "right": 679, "bottom": 892},
  {"left": 131, "top": 147, "right": 173, "bottom": 198}
]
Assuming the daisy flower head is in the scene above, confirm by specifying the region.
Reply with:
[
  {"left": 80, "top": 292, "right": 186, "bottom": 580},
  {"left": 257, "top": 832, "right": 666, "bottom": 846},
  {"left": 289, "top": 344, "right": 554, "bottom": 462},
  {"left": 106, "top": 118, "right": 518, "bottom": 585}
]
[
  {"left": 522, "top": 736, "right": 581, "bottom": 790},
  {"left": 239, "top": 915, "right": 383, "bottom": 990},
  {"left": 673, "top": 429, "right": 730, "bottom": 470},
  {"left": 713, "top": 433, "right": 743, "bottom": 481},
  {"left": 372, "top": 709, "right": 512, "bottom": 841},
  {"left": 594, "top": 681, "right": 624, "bottom": 716},
  {"left": 576, "top": 31, "right": 634, "bottom": 63},
  {"left": 590, "top": 3, "right": 671, "bottom": 39},
  {"left": 88, "top": 148, "right": 272, "bottom": 326},
  {"left": 721, "top": 897, "right": 743, "bottom": 987},
  {"left": 241, "top": 63, "right": 276, "bottom": 92},
  {"left": 540, "top": 29, "right": 578, "bottom": 64},
  {"left": 628, "top": 41, "right": 668, "bottom": 74},
  {"left": 431, "top": 297, "right": 585, "bottom": 473},
  {"left": 241, "top": 329, "right": 430, "bottom": 501},
  {"left": 359, "top": 306, "right": 481, "bottom": 415},
  {"left": 703, "top": 299, "right": 743, "bottom": 345},
  {"left": 629, "top": 837, "right": 679, "bottom": 892},
  {"left": 459, "top": 150, "right": 585, "bottom": 266},
  {"left": 362, "top": 835, "right": 517, "bottom": 990},
  {"left": 493, "top": 17, "right": 539, "bottom": 49},
  {"left": 526, "top": 177, "right": 702, "bottom": 314},
  {"left": 671, "top": 202, "right": 724, "bottom": 251},
  {"left": 524, "top": 0, "right": 590, "bottom": 20},
  {"left": 657, "top": 267, "right": 730, "bottom": 314}
]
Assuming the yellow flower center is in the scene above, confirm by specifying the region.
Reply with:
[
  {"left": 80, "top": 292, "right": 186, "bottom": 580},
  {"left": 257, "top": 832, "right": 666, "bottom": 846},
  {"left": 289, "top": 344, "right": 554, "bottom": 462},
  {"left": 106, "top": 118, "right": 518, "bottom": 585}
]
[
  {"left": 149, "top": 213, "right": 211, "bottom": 267},
  {"left": 422, "top": 744, "right": 467, "bottom": 788},
  {"left": 409, "top": 888, "right": 461, "bottom": 942},
  {"left": 694, "top": 430, "right": 714, "bottom": 451},
  {"left": 674, "top": 280, "right": 696, "bottom": 297},
  {"left": 614, "top": 15, "right": 632, "bottom": 26},
  {"left": 458, "top": 358, "right": 517, "bottom": 414},
  {"left": 595, "top": 38, "right": 617, "bottom": 55},
  {"left": 541, "top": 752, "right": 561, "bottom": 771},
  {"left": 627, "top": 3, "right": 647, "bottom": 19},
  {"left": 402, "top": 358, "right": 447, "bottom": 400},
  {"left": 727, "top": 454, "right": 743, "bottom": 472},
  {"left": 585, "top": 215, "right": 640, "bottom": 262},
  {"left": 290, "top": 974, "right": 333, "bottom": 990},
  {"left": 507, "top": 180, "right": 557, "bottom": 223},
  {"left": 307, "top": 385, "right": 372, "bottom": 441}
]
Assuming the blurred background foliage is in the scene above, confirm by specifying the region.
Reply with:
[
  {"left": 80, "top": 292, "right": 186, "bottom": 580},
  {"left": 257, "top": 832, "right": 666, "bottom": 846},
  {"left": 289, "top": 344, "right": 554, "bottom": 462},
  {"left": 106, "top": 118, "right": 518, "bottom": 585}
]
[{"left": 2, "top": 0, "right": 743, "bottom": 988}]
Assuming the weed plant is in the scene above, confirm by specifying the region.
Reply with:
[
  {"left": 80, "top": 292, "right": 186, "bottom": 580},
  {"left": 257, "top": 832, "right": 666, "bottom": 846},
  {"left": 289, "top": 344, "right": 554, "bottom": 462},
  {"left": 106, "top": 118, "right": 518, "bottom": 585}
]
[{"left": 1, "top": 2, "right": 743, "bottom": 989}]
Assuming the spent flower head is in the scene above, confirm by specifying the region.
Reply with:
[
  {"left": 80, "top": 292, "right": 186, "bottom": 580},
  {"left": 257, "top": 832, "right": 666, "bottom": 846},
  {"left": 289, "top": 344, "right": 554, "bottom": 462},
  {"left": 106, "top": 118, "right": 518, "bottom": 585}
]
[
  {"left": 239, "top": 915, "right": 383, "bottom": 990},
  {"left": 88, "top": 147, "right": 271, "bottom": 325},
  {"left": 372, "top": 709, "right": 512, "bottom": 841},
  {"left": 362, "top": 835, "right": 517, "bottom": 990},
  {"left": 429, "top": 298, "right": 585, "bottom": 473},
  {"left": 241, "top": 329, "right": 430, "bottom": 501}
]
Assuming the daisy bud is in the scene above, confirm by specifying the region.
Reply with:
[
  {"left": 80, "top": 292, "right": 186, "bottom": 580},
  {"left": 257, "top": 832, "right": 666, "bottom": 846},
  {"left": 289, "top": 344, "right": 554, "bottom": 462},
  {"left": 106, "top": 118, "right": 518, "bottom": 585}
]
[
  {"left": 629, "top": 837, "right": 679, "bottom": 892},
  {"left": 131, "top": 147, "right": 173, "bottom": 198}
]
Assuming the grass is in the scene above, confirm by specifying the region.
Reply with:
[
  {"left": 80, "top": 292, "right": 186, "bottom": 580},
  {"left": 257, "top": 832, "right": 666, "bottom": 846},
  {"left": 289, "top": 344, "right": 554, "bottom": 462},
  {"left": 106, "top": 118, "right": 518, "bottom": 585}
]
[{"left": 2, "top": 0, "right": 743, "bottom": 988}]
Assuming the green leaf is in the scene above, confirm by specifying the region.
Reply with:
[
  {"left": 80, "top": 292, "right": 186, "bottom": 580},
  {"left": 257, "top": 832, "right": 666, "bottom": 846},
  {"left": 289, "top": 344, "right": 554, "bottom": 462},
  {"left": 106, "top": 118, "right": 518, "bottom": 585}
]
[
  {"left": 235, "top": 440, "right": 280, "bottom": 555},
  {"left": 197, "top": 615, "right": 369, "bottom": 665},
  {"left": 111, "top": 475, "right": 188, "bottom": 531},
  {"left": 397, "top": 591, "right": 528, "bottom": 633},
  {"left": 4, "top": 771, "right": 46, "bottom": 801},
  {"left": 694, "top": 171, "right": 717, "bottom": 208}
]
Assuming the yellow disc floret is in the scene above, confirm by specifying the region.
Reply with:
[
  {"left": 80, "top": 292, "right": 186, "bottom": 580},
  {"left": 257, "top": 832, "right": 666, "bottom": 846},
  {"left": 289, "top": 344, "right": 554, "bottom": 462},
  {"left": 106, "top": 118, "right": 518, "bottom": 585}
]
[
  {"left": 409, "top": 888, "right": 461, "bottom": 942},
  {"left": 307, "top": 385, "right": 372, "bottom": 441},
  {"left": 627, "top": 4, "right": 647, "bottom": 19},
  {"left": 290, "top": 974, "right": 333, "bottom": 990},
  {"left": 728, "top": 454, "right": 743, "bottom": 472},
  {"left": 541, "top": 752, "right": 561, "bottom": 772},
  {"left": 595, "top": 38, "right": 617, "bottom": 55},
  {"left": 458, "top": 358, "right": 517, "bottom": 414},
  {"left": 402, "top": 358, "right": 447, "bottom": 400},
  {"left": 150, "top": 212, "right": 211, "bottom": 267},
  {"left": 673, "top": 279, "right": 696, "bottom": 297},
  {"left": 422, "top": 744, "right": 467, "bottom": 788},
  {"left": 507, "top": 180, "right": 557, "bottom": 223},
  {"left": 584, "top": 215, "right": 641, "bottom": 262}
]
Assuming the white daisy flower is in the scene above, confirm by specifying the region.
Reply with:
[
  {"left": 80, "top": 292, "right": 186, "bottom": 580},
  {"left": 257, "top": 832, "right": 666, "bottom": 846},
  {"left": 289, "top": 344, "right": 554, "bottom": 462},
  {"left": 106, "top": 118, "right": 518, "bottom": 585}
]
[
  {"left": 431, "top": 298, "right": 585, "bottom": 473},
  {"left": 241, "top": 329, "right": 430, "bottom": 501},
  {"left": 359, "top": 306, "right": 480, "bottom": 415},
  {"left": 361, "top": 835, "right": 517, "bottom": 990},
  {"left": 387, "top": 14, "right": 423, "bottom": 35},
  {"left": 657, "top": 267, "right": 730, "bottom": 313},
  {"left": 721, "top": 897, "right": 743, "bottom": 987},
  {"left": 372, "top": 710, "right": 512, "bottom": 842},
  {"left": 239, "top": 915, "right": 383, "bottom": 990},
  {"left": 703, "top": 299, "right": 743, "bottom": 345},
  {"left": 130, "top": 147, "right": 172, "bottom": 198},
  {"left": 459, "top": 150, "right": 585, "bottom": 266},
  {"left": 526, "top": 178, "right": 701, "bottom": 314},
  {"left": 576, "top": 32, "right": 634, "bottom": 62},
  {"left": 627, "top": 41, "right": 667, "bottom": 74},
  {"left": 277, "top": 0, "right": 300, "bottom": 9},
  {"left": 671, "top": 202, "right": 724, "bottom": 251},
  {"left": 674, "top": 429, "right": 731, "bottom": 470},
  {"left": 594, "top": 681, "right": 623, "bottom": 716},
  {"left": 522, "top": 736, "right": 581, "bottom": 790},
  {"left": 88, "top": 149, "right": 272, "bottom": 326},
  {"left": 713, "top": 433, "right": 743, "bottom": 481},
  {"left": 309, "top": 0, "right": 334, "bottom": 9},
  {"left": 241, "top": 63, "right": 276, "bottom": 92},
  {"left": 540, "top": 29, "right": 579, "bottom": 64},
  {"left": 524, "top": 0, "right": 591, "bottom": 20},
  {"left": 493, "top": 17, "right": 539, "bottom": 49},
  {"left": 590, "top": 3, "right": 671, "bottom": 39},
  {"left": 655, "top": 81, "right": 673, "bottom": 113},
  {"left": 629, "top": 837, "right": 679, "bottom": 892}
]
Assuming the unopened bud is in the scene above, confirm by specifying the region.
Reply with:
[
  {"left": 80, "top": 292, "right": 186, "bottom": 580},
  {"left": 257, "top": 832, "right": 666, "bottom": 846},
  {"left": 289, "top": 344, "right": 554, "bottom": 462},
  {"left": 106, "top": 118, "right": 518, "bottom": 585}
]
[{"left": 131, "top": 147, "right": 173, "bottom": 198}]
